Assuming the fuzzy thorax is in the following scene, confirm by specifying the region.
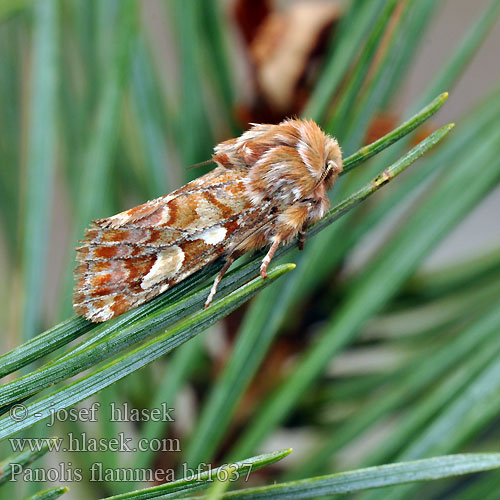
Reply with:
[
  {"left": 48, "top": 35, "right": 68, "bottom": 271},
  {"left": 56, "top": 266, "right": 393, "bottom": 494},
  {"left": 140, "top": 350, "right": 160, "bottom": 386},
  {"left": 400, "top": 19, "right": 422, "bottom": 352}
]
[{"left": 213, "top": 118, "right": 342, "bottom": 238}]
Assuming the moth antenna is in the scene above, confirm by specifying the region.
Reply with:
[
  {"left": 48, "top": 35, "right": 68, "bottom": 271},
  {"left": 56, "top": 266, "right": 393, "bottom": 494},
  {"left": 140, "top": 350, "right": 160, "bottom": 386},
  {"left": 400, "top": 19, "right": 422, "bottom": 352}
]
[{"left": 186, "top": 158, "right": 216, "bottom": 170}]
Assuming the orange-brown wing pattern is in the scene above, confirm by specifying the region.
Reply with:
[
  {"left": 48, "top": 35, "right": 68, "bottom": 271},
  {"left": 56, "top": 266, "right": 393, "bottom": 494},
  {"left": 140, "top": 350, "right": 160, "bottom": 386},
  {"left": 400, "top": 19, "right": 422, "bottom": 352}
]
[{"left": 73, "top": 167, "right": 267, "bottom": 322}]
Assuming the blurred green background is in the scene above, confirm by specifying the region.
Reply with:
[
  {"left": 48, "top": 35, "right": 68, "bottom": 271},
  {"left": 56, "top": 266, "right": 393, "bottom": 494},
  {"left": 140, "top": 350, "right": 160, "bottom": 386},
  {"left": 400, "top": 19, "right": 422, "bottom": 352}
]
[{"left": 1, "top": 0, "right": 500, "bottom": 499}]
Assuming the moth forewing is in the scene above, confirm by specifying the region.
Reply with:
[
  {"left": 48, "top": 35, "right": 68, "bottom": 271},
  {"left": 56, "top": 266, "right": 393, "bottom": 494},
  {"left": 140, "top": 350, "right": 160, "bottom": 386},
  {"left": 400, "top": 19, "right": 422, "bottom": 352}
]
[{"left": 74, "top": 119, "right": 342, "bottom": 322}]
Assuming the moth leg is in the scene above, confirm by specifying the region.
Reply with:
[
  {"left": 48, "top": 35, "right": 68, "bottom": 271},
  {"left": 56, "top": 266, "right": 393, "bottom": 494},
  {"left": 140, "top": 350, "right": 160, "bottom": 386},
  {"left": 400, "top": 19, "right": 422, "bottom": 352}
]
[
  {"left": 204, "top": 256, "right": 236, "bottom": 309},
  {"left": 260, "top": 238, "right": 281, "bottom": 279},
  {"left": 298, "top": 222, "right": 309, "bottom": 251}
]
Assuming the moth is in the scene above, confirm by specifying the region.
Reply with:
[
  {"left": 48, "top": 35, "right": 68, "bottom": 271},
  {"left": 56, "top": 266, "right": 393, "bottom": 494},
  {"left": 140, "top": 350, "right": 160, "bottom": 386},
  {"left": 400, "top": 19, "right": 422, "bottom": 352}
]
[{"left": 73, "top": 119, "right": 342, "bottom": 322}]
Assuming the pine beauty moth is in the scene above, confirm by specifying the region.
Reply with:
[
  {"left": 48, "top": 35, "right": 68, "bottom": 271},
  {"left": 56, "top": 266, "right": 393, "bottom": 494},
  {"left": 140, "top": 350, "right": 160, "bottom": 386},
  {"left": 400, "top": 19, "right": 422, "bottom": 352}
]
[{"left": 73, "top": 119, "right": 343, "bottom": 322}]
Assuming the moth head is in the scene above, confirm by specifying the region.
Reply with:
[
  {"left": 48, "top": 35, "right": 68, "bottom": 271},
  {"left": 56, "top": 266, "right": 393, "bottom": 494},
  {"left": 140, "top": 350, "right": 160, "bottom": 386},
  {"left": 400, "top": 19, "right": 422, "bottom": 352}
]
[
  {"left": 280, "top": 119, "right": 341, "bottom": 193},
  {"left": 241, "top": 119, "right": 343, "bottom": 207},
  {"left": 318, "top": 136, "right": 343, "bottom": 192},
  {"left": 292, "top": 122, "right": 342, "bottom": 222}
]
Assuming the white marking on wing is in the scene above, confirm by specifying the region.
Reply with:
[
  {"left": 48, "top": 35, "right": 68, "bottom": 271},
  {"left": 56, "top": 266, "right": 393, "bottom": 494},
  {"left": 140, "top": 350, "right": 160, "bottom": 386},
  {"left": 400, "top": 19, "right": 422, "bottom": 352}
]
[
  {"left": 141, "top": 246, "right": 185, "bottom": 289},
  {"left": 196, "top": 225, "right": 227, "bottom": 245},
  {"left": 158, "top": 206, "right": 170, "bottom": 224}
]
